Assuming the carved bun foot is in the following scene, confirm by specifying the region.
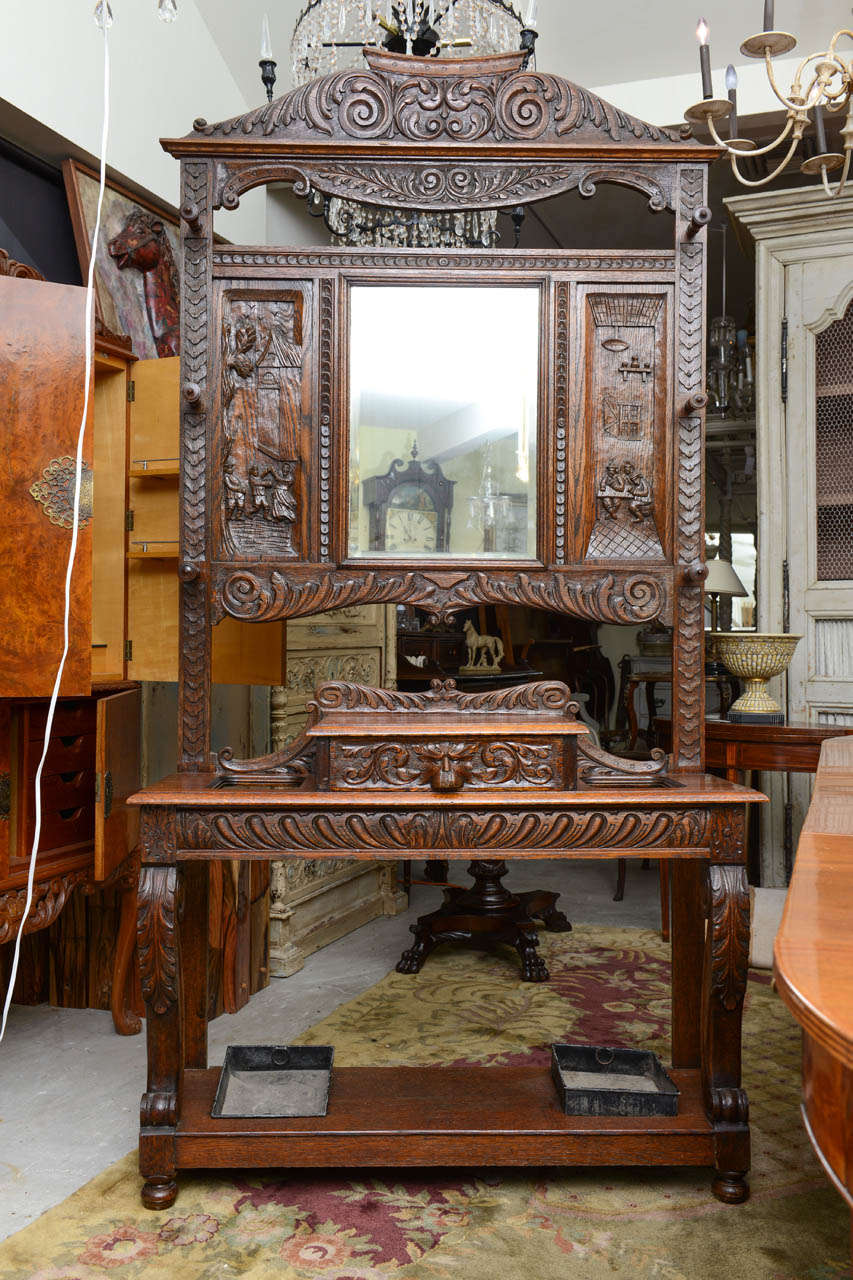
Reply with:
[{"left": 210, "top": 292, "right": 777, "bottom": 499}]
[
  {"left": 539, "top": 905, "right": 572, "bottom": 933},
  {"left": 396, "top": 941, "right": 431, "bottom": 975},
  {"left": 712, "top": 1172, "right": 749, "bottom": 1205},
  {"left": 141, "top": 1177, "right": 178, "bottom": 1210},
  {"left": 516, "top": 936, "right": 549, "bottom": 983}
]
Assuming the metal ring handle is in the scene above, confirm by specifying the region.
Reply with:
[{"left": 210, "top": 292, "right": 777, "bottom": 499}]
[
  {"left": 595, "top": 1048, "right": 615, "bottom": 1067},
  {"left": 271, "top": 1048, "right": 290, "bottom": 1067}
]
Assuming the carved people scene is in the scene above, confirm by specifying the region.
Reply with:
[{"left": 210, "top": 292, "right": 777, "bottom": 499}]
[
  {"left": 220, "top": 293, "right": 305, "bottom": 558},
  {"left": 585, "top": 293, "right": 665, "bottom": 560},
  {"left": 349, "top": 284, "right": 536, "bottom": 558}
]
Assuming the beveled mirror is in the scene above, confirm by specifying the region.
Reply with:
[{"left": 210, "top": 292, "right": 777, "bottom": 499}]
[{"left": 348, "top": 284, "right": 539, "bottom": 560}]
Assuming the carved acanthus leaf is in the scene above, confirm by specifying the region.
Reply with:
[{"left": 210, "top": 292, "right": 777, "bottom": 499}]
[
  {"left": 217, "top": 568, "right": 667, "bottom": 626},
  {"left": 137, "top": 866, "right": 179, "bottom": 1016},
  {"left": 707, "top": 864, "right": 750, "bottom": 1012}
]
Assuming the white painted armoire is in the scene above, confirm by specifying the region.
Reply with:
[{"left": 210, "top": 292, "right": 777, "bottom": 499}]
[{"left": 727, "top": 187, "right": 853, "bottom": 884}]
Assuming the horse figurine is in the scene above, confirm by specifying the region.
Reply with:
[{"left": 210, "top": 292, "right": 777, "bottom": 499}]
[
  {"left": 461, "top": 619, "right": 504, "bottom": 672},
  {"left": 108, "top": 210, "right": 180, "bottom": 357}
]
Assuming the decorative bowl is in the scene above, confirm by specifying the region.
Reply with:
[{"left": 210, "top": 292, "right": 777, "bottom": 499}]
[{"left": 713, "top": 633, "right": 802, "bottom": 724}]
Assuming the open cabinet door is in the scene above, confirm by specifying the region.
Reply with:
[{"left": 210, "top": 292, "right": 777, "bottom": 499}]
[
  {"left": 95, "top": 687, "right": 140, "bottom": 881},
  {"left": 0, "top": 275, "right": 92, "bottom": 696}
]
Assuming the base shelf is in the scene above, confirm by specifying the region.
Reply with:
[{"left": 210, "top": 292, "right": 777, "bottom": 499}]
[{"left": 173, "top": 1065, "right": 715, "bottom": 1169}]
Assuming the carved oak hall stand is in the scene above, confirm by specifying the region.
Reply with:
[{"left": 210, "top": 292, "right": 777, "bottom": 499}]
[{"left": 130, "top": 49, "right": 764, "bottom": 1209}]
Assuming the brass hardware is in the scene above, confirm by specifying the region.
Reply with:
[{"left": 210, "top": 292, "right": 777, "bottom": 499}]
[
  {"left": 128, "top": 380, "right": 136, "bottom": 402},
  {"left": 30, "top": 457, "right": 94, "bottom": 529}
]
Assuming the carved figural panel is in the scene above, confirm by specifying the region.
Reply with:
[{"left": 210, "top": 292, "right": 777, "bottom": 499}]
[
  {"left": 583, "top": 291, "right": 668, "bottom": 561},
  {"left": 217, "top": 286, "right": 311, "bottom": 560}
]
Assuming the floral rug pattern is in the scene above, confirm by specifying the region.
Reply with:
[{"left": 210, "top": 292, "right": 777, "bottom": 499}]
[{"left": 1, "top": 926, "right": 848, "bottom": 1280}]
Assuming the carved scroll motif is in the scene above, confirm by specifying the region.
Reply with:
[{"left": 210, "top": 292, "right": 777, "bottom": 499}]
[
  {"left": 216, "top": 568, "right": 667, "bottom": 626},
  {"left": 220, "top": 292, "right": 305, "bottom": 559},
  {"left": 178, "top": 806, "right": 711, "bottom": 855},
  {"left": 137, "top": 866, "right": 179, "bottom": 1016},
  {"left": 0, "top": 871, "right": 87, "bottom": 944},
  {"left": 193, "top": 54, "right": 686, "bottom": 149},
  {"left": 585, "top": 294, "right": 665, "bottom": 561},
  {"left": 332, "top": 739, "right": 558, "bottom": 792}
]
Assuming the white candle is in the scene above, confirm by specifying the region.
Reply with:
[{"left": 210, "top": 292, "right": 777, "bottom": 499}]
[
  {"left": 525, "top": 0, "right": 538, "bottom": 27},
  {"left": 260, "top": 13, "right": 273, "bottom": 60}
]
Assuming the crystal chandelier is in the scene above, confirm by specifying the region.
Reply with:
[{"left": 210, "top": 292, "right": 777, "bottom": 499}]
[
  {"left": 684, "top": 3, "right": 853, "bottom": 198},
  {"left": 94, "top": 0, "right": 177, "bottom": 26},
  {"left": 294, "top": 0, "right": 538, "bottom": 248},
  {"left": 291, "top": 0, "right": 534, "bottom": 85}
]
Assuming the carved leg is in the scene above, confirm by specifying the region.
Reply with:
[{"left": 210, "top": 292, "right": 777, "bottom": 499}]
[
  {"left": 516, "top": 890, "right": 572, "bottom": 933},
  {"left": 670, "top": 859, "right": 704, "bottom": 1069},
  {"left": 111, "top": 858, "right": 142, "bottom": 1036},
  {"left": 702, "top": 855, "right": 751, "bottom": 1204},
  {"left": 659, "top": 860, "right": 670, "bottom": 943},
  {"left": 395, "top": 932, "right": 435, "bottom": 975},
  {"left": 180, "top": 861, "right": 208, "bottom": 1070},
  {"left": 538, "top": 903, "right": 572, "bottom": 933},
  {"left": 137, "top": 859, "right": 182, "bottom": 1210},
  {"left": 515, "top": 928, "right": 548, "bottom": 983}
]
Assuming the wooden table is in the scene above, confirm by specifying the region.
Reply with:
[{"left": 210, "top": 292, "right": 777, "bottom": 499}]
[
  {"left": 625, "top": 672, "right": 735, "bottom": 750},
  {"left": 655, "top": 719, "right": 853, "bottom": 877},
  {"left": 774, "top": 736, "right": 853, "bottom": 1258},
  {"left": 133, "top": 766, "right": 764, "bottom": 1210}
]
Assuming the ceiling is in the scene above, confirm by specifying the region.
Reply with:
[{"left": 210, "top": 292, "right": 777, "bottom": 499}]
[{"left": 197, "top": 0, "right": 853, "bottom": 113}]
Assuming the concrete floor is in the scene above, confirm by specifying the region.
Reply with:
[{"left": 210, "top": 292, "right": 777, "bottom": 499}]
[{"left": 0, "top": 858, "right": 662, "bottom": 1242}]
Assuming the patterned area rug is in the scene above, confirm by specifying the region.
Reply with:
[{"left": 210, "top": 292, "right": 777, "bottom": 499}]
[{"left": 1, "top": 925, "right": 848, "bottom": 1280}]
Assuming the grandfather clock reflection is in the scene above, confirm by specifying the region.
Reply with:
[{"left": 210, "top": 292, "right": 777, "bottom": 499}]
[{"left": 362, "top": 443, "right": 454, "bottom": 554}]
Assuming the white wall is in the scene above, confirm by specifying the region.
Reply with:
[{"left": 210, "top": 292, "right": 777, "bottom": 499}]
[
  {"left": 0, "top": 0, "right": 265, "bottom": 242},
  {"left": 594, "top": 56, "right": 809, "bottom": 130}
]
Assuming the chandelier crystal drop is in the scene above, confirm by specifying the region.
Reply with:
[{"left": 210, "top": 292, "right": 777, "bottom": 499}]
[
  {"left": 158, "top": 0, "right": 179, "bottom": 22},
  {"left": 291, "top": 0, "right": 527, "bottom": 86}
]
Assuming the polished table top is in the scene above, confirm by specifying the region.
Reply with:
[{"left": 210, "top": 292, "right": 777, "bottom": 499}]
[{"left": 774, "top": 736, "right": 853, "bottom": 1069}]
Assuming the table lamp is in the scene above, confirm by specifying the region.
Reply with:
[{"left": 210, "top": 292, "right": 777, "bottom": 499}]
[{"left": 705, "top": 556, "right": 747, "bottom": 632}]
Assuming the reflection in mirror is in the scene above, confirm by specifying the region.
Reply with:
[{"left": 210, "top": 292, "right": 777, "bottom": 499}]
[{"left": 349, "top": 286, "right": 539, "bottom": 559}]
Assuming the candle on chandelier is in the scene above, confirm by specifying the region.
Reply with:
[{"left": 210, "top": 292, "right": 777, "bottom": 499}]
[
  {"left": 726, "top": 64, "right": 738, "bottom": 138},
  {"left": 696, "top": 19, "right": 712, "bottom": 100},
  {"left": 525, "top": 0, "right": 539, "bottom": 28},
  {"left": 763, "top": 0, "right": 774, "bottom": 32},
  {"left": 260, "top": 12, "right": 272, "bottom": 60},
  {"left": 814, "top": 101, "right": 828, "bottom": 154}
]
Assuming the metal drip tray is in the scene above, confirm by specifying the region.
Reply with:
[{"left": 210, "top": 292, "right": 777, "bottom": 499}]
[
  {"left": 212, "top": 1045, "right": 334, "bottom": 1118},
  {"left": 551, "top": 1044, "right": 679, "bottom": 1117}
]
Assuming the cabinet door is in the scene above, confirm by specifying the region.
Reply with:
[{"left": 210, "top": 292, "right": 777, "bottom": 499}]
[
  {"left": 126, "top": 356, "right": 285, "bottom": 684},
  {"left": 786, "top": 257, "right": 853, "bottom": 727},
  {"left": 95, "top": 687, "right": 140, "bottom": 881},
  {"left": 0, "top": 276, "right": 92, "bottom": 697}
]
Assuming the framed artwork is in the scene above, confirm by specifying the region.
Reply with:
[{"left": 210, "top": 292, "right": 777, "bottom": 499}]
[{"left": 62, "top": 159, "right": 181, "bottom": 359}]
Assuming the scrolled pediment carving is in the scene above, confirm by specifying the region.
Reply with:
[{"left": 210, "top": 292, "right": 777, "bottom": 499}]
[{"left": 187, "top": 50, "right": 689, "bottom": 151}]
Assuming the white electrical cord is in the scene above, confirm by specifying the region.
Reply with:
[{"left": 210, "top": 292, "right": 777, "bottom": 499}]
[{"left": 0, "top": 21, "right": 112, "bottom": 1043}]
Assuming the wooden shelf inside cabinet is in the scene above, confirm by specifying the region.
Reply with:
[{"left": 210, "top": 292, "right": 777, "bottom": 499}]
[
  {"left": 129, "top": 460, "right": 180, "bottom": 478},
  {"left": 127, "top": 545, "right": 179, "bottom": 560}
]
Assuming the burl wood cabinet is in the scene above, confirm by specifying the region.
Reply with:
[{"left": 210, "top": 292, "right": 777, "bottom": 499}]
[
  {"left": 129, "top": 48, "right": 764, "bottom": 1209},
  {"left": 0, "top": 263, "right": 284, "bottom": 1029}
]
